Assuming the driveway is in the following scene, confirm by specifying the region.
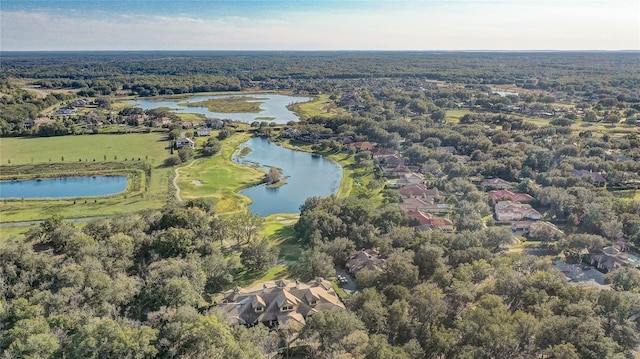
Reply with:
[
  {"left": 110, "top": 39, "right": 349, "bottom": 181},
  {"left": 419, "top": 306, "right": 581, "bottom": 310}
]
[
  {"left": 335, "top": 267, "right": 357, "bottom": 294},
  {"left": 553, "top": 259, "right": 610, "bottom": 290}
]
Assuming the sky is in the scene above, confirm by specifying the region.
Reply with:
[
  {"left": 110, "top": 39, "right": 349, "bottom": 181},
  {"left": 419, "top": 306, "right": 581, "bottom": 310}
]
[{"left": 1, "top": 0, "right": 639, "bottom": 51}]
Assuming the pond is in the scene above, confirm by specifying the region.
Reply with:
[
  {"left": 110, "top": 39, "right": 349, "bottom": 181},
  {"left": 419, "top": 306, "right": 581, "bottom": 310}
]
[
  {"left": 233, "top": 137, "right": 343, "bottom": 216},
  {"left": 125, "top": 93, "right": 313, "bottom": 124},
  {"left": 0, "top": 176, "right": 128, "bottom": 199}
]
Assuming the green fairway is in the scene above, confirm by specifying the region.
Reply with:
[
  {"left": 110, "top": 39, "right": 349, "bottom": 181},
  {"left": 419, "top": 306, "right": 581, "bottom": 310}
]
[{"left": 176, "top": 132, "right": 265, "bottom": 214}]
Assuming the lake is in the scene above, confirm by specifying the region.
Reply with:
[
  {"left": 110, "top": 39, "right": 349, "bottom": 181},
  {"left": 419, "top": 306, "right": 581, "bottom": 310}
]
[
  {"left": 233, "top": 137, "right": 343, "bottom": 216},
  {"left": 126, "top": 93, "right": 313, "bottom": 124},
  {"left": 0, "top": 176, "right": 128, "bottom": 199}
]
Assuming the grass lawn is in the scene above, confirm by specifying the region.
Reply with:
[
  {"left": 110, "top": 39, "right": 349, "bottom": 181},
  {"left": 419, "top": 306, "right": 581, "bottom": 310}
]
[
  {"left": 176, "top": 113, "right": 207, "bottom": 122},
  {"left": 176, "top": 132, "right": 265, "bottom": 214},
  {"left": 445, "top": 109, "right": 472, "bottom": 124},
  {"left": 0, "top": 133, "right": 174, "bottom": 222}
]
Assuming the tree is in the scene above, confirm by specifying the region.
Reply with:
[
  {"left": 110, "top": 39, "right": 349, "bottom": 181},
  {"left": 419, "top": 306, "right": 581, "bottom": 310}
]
[
  {"left": 301, "top": 310, "right": 366, "bottom": 352},
  {"left": 68, "top": 319, "right": 158, "bottom": 359},
  {"left": 605, "top": 266, "right": 640, "bottom": 292},
  {"left": 202, "top": 137, "right": 222, "bottom": 156},
  {"left": 228, "top": 212, "right": 263, "bottom": 246},
  {"left": 178, "top": 147, "right": 194, "bottom": 163},
  {"left": 240, "top": 240, "right": 278, "bottom": 273},
  {"left": 265, "top": 167, "right": 281, "bottom": 184},
  {"left": 291, "top": 249, "right": 335, "bottom": 281}
]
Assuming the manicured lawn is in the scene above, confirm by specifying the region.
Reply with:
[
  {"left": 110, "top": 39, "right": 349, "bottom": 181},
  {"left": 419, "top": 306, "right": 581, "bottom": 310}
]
[{"left": 176, "top": 132, "right": 265, "bottom": 214}]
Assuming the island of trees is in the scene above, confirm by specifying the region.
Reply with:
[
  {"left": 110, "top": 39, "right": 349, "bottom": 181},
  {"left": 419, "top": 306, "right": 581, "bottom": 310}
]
[{"left": 0, "top": 51, "right": 639, "bottom": 358}]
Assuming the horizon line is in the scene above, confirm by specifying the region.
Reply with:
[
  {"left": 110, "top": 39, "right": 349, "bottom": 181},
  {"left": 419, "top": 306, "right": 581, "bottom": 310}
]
[{"left": 2, "top": 49, "right": 639, "bottom": 54}]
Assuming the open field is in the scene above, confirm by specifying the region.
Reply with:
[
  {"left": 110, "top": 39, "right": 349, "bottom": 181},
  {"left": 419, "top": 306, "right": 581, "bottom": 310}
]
[
  {"left": 0, "top": 133, "right": 174, "bottom": 222},
  {"left": 0, "top": 133, "right": 171, "bottom": 165},
  {"left": 176, "top": 132, "right": 265, "bottom": 214}
]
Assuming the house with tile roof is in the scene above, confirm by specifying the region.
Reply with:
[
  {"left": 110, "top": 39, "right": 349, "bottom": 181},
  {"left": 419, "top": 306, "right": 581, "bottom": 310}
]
[
  {"left": 487, "top": 189, "right": 535, "bottom": 204},
  {"left": 494, "top": 201, "right": 542, "bottom": 222},
  {"left": 216, "top": 278, "right": 345, "bottom": 327},
  {"left": 398, "top": 184, "right": 440, "bottom": 200},
  {"left": 406, "top": 211, "right": 454, "bottom": 231}
]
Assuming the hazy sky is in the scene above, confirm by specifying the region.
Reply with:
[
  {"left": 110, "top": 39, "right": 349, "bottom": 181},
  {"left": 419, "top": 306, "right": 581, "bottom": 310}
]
[{"left": 1, "top": 0, "right": 639, "bottom": 51}]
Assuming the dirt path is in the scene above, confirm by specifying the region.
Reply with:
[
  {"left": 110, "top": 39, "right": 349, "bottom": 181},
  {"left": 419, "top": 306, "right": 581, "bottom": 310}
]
[{"left": 173, "top": 159, "right": 198, "bottom": 202}]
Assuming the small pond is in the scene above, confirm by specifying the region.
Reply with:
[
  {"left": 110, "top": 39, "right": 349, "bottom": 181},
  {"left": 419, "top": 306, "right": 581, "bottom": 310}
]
[
  {"left": 233, "top": 137, "right": 343, "bottom": 216},
  {"left": 0, "top": 176, "right": 128, "bottom": 199},
  {"left": 126, "top": 93, "right": 313, "bottom": 124}
]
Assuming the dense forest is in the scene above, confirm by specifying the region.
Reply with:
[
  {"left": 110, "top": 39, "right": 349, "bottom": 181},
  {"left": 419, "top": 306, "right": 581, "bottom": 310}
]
[{"left": 1, "top": 51, "right": 640, "bottom": 358}]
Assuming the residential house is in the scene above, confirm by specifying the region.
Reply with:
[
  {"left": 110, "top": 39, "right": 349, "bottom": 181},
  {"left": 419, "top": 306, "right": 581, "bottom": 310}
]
[
  {"left": 376, "top": 154, "right": 404, "bottom": 168},
  {"left": 175, "top": 137, "right": 195, "bottom": 149},
  {"left": 381, "top": 164, "right": 414, "bottom": 176},
  {"left": 371, "top": 148, "right": 396, "bottom": 158},
  {"left": 346, "top": 141, "right": 374, "bottom": 151},
  {"left": 196, "top": 127, "right": 212, "bottom": 137},
  {"left": 487, "top": 190, "right": 535, "bottom": 204},
  {"left": 398, "top": 184, "right": 440, "bottom": 201},
  {"left": 395, "top": 172, "right": 425, "bottom": 187},
  {"left": 216, "top": 278, "right": 345, "bottom": 327},
  {"left": 511, "top": 220, "right": 563, "bottom": 236},
  {"left": 406, "top": 211, "right": 454, "bottom": 231},
  {"left": 572, "top": 169, "right": 607, "bottom": 185},
  {"left": 494, "top": 201, "right": 542, "bottom": 222},
  {"left": 480, "top": 178, "right": 513, "bottom": 190},
  {"left": 208, "top": 118, "right": 224, "bottom": 129},
  {"left": 588, "top": 246, "right": 640, "bottom": 272},
  {"left": 345, "top": 249, "right": 386, "bottom": 276},
  {"left": 399, "top": 197, "right": 451, "bottom": 214}
]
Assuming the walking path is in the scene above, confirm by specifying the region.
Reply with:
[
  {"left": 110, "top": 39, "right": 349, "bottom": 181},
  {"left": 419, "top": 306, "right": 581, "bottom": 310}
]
[{"left": 172, "top": 159, "right": 197, "bottom": 202}]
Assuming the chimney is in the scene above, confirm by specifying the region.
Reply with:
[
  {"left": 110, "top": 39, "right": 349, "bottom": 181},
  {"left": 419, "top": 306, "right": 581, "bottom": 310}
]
[
  {"left": 296, "top": 280, "right": 300, "bottom": 289},
  {"left": 263, "top": 284, "right": 267, "bottom": 293}
]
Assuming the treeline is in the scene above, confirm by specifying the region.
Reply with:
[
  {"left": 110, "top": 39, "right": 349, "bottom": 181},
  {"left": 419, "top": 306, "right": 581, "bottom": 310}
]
[{"left": 2, "top": 51, "right": 639, "bottom": 95}]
